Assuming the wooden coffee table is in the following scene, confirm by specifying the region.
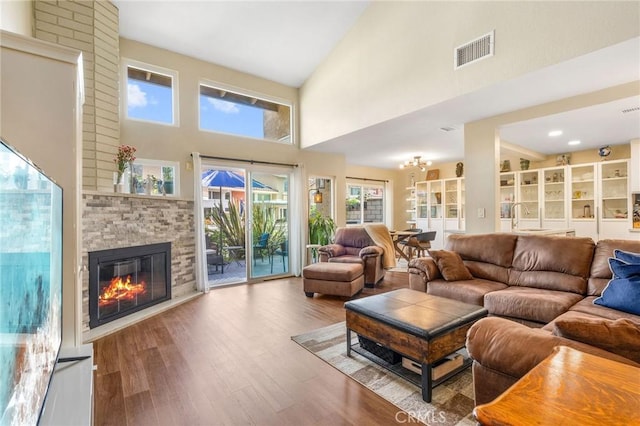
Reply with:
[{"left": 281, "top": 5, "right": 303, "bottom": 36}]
[
  {"left": 344, "top": 289, "right": 488, "bottom": 402},
  {"left": 473, "top": 345, "right": 640, "bottom": 425}
]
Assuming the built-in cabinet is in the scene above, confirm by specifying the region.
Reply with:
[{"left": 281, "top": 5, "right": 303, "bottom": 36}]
[
  {"left": 499, "top": 160, "right": 631, "bottom": 239},
  {"left": 415, "top": 178, "right": 464, "bottom": 249},
  {"left": 405, "top": 185, "right": 417, "bottom": 227},
  {"left": 569, "top": 160, "right": 630, "bottom": 240}
]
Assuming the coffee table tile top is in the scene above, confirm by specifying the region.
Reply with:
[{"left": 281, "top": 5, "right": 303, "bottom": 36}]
[{"left": 345, "top": 289, "right": 487, "bottom": 339}]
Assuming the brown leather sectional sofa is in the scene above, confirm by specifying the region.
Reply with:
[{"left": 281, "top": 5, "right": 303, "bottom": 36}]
[{"left": 408, "top": 233, "right": 640, "bottom": 405}]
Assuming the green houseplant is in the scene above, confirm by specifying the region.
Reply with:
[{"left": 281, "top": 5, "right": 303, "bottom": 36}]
[{"left": 308, "top": 210, "right": 336, "bottom": 245}]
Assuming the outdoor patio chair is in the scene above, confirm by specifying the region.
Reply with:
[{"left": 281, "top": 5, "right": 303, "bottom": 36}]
[
  {"left": 271, "top": 240, "right": 288, "bottom": 273},
  {"left": 253, "top": 232, "right": 269, "bottom": 265}
]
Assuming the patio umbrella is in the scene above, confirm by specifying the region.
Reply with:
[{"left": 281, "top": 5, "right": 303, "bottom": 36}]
[{"left": 201, "top": 169, "right": 277, "bottom": 192}]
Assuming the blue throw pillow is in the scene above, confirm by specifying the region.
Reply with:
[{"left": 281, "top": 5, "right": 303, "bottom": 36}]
[
  {"left": 608, "top": 257, "right": 640, "bottom": 279},
  {"left": 614, "top": 249, "right": 640, "bottom": 265},
  {"left": 593, "top": 275, "right": 640, "bottom": 315}
]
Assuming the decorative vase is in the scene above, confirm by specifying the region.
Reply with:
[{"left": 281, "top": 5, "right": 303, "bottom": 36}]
[
  {"left": 455, "top": 162, "right": 463, "bottom": 177},
  {"left": 520, "top": 158, "right": 530, "bottom": 170}
]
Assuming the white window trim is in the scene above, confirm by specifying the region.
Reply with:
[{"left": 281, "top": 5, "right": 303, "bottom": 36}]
[
  {"left": 121, "top": 58, "right": 180, "bottom": 127},
  {"left": 345, "top": 180, "right": 386, "bottom": 225},
  {"left": 198, "top": 78, "right": 294, "bottom": 145},
  {"left": 132, "top": 158, "right": 181, "bottom": 197}
]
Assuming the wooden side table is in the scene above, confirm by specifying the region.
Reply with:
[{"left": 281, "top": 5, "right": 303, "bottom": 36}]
[{"left": 473, "top": 346, "right": 640, "bottom": 426}]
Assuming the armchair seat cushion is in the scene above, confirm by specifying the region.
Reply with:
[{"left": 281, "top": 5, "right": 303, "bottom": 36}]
[{"left": 328, "top": 255, "right": 364, "bottom": 265}]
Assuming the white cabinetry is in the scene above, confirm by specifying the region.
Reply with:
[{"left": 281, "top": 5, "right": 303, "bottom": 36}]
[
  {"left": 499, "top": 172, "right": 516, "bottom": 232},
  {"left": 569, "top": 160, "right": 631, "bottom": 240},
  {"left": 405, "top": 186, "right": 417, "bottom": 227},
  {"left": 516, "top": 170, "right": 541, "bottom": 229},
  {"left": 541, "top": 166, "right": 568, "bottom": 230},
  {"left": 444, "top": 178, "right": 465, "bottom": 233}
]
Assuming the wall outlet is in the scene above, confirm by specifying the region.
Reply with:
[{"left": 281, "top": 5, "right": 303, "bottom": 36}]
[{"left": 477, "top": 208, "right": 485, "bottom": 218}]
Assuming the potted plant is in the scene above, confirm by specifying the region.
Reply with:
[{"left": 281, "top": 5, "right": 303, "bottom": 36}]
[
  {"left": 162, "top": 166, "right": 174, "bottom": 195},
  {"left": 308, "top": 210, "right": 336, "bottom": 245}
]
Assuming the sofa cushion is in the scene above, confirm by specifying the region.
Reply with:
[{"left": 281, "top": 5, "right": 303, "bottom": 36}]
[
  {"left": 484, "top": 287, "right": 584, "bottom": 324},
  {"left": 552, "top": 316, "right": 640, "bottom": 364},
  {"left": 593, "top": 275, "right": 640, "bottom": 316},
  {"left": 446, "top": 233, "right": 517, "bottom": 283},
  {"left": 608, "top": 257, "right": 640, "bottom": 278},
  {"left": 614, "top": 249, "right": 640, "bottom": 264},
  {"left": 509, "top": 235, "right": 594, "bottom": 294},
  {"left": 428, "top": 250, "right": 473, "bottom": 281},
  {"left": 588, "top": 239, "right": 640, "bottom": 296},
  {"left": 569, "top": 297, "right": 640, "bottom": 322},
  {"left": 427, "top": 278, "right": 507, "bottom": 306}
]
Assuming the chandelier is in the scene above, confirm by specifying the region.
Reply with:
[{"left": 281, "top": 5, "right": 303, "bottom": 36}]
[{"left": 399, "top": 156, "right": 432, "bottom": 172}]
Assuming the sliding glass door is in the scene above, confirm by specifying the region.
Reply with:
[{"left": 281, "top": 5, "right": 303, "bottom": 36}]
[
  {"left": 248, "top": 171, "right": 289, "bottom": 279},
  {"left": 200, "top": 161, "right": 291, "bottom": 286}
]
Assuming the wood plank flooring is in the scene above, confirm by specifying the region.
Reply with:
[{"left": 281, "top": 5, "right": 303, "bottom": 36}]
[{"left": 93, "top": 271, "right": 410, "bottom": 425}]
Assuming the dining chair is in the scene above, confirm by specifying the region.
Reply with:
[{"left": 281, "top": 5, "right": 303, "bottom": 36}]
[
  {"left": 396, "top": 228, "right": 422, "bottom": 259},
  {"left": 404, "top": 231, "right": 436, "bottom": 259}
]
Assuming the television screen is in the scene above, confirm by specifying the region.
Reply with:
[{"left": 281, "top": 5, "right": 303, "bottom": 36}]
[{"left": 0, "top": 138, "right": 63, "bottom": 425}]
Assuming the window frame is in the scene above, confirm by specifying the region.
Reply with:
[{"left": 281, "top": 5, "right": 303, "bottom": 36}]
[
  {"left": 130, "top": 158, "right": 180, "bottom": 197},
  {"left": 345, "top": 181, "right": 386, "bottom": 225},
  {"left": 198, "top": 79, "right": 294, "bottom": 145},
  {"left": 121, "top": 58, "right": 180, "bottom": 127}
]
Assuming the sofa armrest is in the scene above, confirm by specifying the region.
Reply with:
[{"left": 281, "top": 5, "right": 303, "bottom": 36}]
[
  {"left": 467, "top": 317, "right": 639, "bottom": 380},
  {"left": 408, "top": 257, "right": 441, "bottom": 281},
  {"left": 359, "top": 245, "right": 383, "bottom": 259},
  {"left": 318, "top": 244, "right": 346, "bottom": 258}
]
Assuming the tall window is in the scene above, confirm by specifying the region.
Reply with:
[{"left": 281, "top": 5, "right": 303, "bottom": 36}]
[
  {"left": 124, "top": 60, "right": 178, "bottom": 126},
  {"left": 346, "top": 183, "right": 385, "bottom": 224},
  {"left": 199, "top": 82, "right": 292, "bottom": 143}
]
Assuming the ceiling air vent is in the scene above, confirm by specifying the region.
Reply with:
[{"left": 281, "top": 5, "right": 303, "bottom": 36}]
[
  {"left": 621, "top": 106, "right": 640, "bottom": 114},
  {"left": 455, "top": 30, "right": 495, "bottom": 69}
]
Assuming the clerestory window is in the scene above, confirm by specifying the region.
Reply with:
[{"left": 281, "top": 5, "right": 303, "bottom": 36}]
[
  {"left": 123, "top": 60, "right": 178, "bottom": 126},
  {"left": 199, "top": 83, "right": 292, "bottom": 144}
]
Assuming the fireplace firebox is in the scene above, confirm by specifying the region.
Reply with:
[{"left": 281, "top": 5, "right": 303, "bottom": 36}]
[{"left": 88, "top": 242, "right": 171, "bottom": 328}]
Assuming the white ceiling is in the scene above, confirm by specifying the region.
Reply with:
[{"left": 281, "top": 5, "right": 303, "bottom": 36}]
[{"left": 114, "top": 1, "right": 640, "bottom": 169}]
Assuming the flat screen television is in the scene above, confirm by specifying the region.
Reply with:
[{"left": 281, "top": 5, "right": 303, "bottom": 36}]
[{"left": 0, "top": 138, "right": 63, "bottom": 425}]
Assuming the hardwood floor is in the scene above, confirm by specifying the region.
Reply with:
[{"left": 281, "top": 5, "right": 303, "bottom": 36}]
[{"left": 93, "top": 271, "right": 411, "bottom": 425}]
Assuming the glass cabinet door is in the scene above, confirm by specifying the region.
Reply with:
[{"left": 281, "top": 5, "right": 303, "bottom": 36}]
[
  {"left": 429, "top": 180, "right": 442, "bottom": 219},
  {"left": 599, "top": 160, "right": 629, "bottom": 220},
  {"left": 542, "top": 167, "right": 566, "bottom": 220},
  {"left": 499, "top": 172, "right": 516, "bottom": 219},
  {"left": 444, "top": 179, "right": 458, "bottom": 219},
  {"left": 518, "top": 170, "right": 539, "bottom": 220},
  {"left": 570, "top": 164, "right": 596, "bottom": 220},
  {"left": 416, "top": 181, "right": 429, "bottom": 219}
]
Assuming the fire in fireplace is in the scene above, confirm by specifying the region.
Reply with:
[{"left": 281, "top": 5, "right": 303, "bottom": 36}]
[{"left": 88, "top": 242, "right": 171, "bottom": 328}]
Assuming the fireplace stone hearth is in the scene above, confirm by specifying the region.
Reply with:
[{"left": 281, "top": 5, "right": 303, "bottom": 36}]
[{"left": 82, "top": 192, "right": 197, "bottom": 338}]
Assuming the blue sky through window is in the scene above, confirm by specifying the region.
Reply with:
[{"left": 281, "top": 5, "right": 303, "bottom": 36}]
[
  {"left": 199, "top": 95, "right": 264, "bottom": 138},
  {"left": 127, "top": 79, "right": 173, "bottom": 124}
]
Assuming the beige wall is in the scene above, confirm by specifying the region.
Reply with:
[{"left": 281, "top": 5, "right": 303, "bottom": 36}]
[
  {"left": 300, "top": 1, "right": 639, "bottom": 148},
  {"left": 0, "top": 0, "right": 32, "bottom": 36},
  {"left": 119, "top": 39, "right": 396, "bottom": 227}
]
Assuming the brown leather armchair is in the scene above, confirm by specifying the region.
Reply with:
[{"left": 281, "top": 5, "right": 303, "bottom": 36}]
[{"left": 318, "top": 227, "right": 385, "bottom": 286}]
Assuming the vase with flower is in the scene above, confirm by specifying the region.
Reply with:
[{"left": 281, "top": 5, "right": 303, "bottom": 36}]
[{"left": 114, "top": 144, "right": 136, "bottom": 193}]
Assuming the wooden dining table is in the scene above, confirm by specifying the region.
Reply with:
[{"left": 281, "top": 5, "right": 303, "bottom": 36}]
[{"left": 389, "top": 230, "right": 419, "bottom": 261}]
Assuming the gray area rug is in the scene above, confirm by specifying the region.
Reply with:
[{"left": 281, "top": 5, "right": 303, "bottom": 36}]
[{"left": 292, "top": 322, "right": 476, "bottom": 426}]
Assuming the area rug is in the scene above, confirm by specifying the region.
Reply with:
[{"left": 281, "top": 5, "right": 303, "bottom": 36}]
[{"left": 291, "top": 322, "right": 476, "bottom": 426}]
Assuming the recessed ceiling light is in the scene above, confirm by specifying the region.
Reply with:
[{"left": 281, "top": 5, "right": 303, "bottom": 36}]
[
  {"left": 568, "top": 140, "right": 581, "bottom": 146},
  {"left": 548, "top": 130, "right": 563, "bottom": 137}
]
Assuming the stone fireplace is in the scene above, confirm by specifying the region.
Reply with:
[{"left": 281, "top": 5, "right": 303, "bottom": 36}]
[
  {"left": 82, "top": 192, "right": 197, "bottom": 339},
  {"left": 88, "top": 242, "right": 171, "bottom": 328}
]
